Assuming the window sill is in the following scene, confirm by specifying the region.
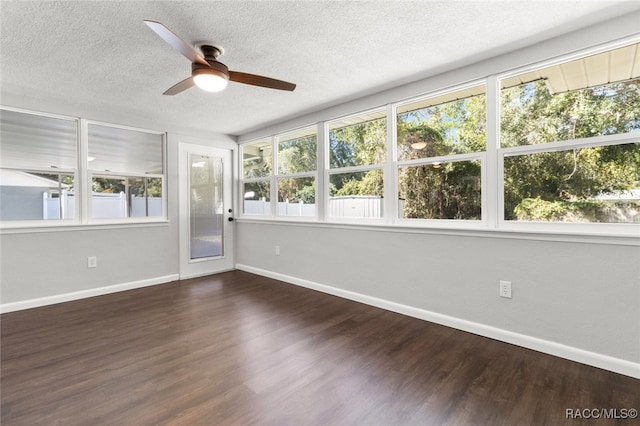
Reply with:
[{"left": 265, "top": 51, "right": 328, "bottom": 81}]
[
  {"left": 0, "top": 219, "right": 170, "bottom": 234},
  {"left": 235, "top": 217, "right": 639, "bottom": 246}
]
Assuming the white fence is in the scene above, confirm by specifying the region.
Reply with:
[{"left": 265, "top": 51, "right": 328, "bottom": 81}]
[
  {"left": 43, "top": 191, "right": 162, "bottom": 219},
  {"left": 244, "top": 196, "right": 383, "bottom": 218}
]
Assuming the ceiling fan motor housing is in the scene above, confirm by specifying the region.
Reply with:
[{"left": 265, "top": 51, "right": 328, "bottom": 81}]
[{"left": 192, "top": 61, "right": 229, "bottom": 80}]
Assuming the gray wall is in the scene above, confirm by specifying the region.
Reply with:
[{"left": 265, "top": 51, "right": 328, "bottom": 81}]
[
  {"left": 236, "top": 221, "right": 640, "bottom": 363},
  {"left": 0, "top": 136, "right": 181, "bottom": 304}
]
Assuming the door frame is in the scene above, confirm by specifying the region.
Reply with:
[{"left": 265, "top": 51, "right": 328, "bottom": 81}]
[{"left": 178, "top": 141, "right": 236, "bottom": 279}]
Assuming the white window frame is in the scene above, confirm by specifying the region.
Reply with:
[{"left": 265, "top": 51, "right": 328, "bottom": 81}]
[
  {"left": 240, "top": 126, "right": 320, "bottom": 221},
  {"left": 84, "top": 119, "right": 167, "bottom": 225},
  {"left": 495, "top": 37, "right": 640, "bottom": 236},
  {"left": 240, "top": 137, "right": 276, "bottom": 218},
  {"left": 392, "top": 81, "right": 488, "bottom": 227},
  {"left": 273, "top": 125, "right": 318, "bottom": 220},
  {"left": 324, "top": 107, "right": 388, "bottom": 225},
  {"left": 236, "top": 37, "right": 639, "bottom": 242},
  {"left": 0, "top": 107, "right": 167, "bottom": 232}
]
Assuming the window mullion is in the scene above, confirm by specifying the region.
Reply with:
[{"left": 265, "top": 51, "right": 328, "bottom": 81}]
[
  {"left": 79, "top": 118, "right": 89, "bottom": 223},
  {"left": 384, "top": 103, "right": 396, "bottom": 225},
  {"left": 486, "top": 74, "right": 499, "bottom": 228},
  {"left": 316, "top": 122, "right": 326, "bottom": 221},
  {"left": 270, "top": 136, "right": 277, "bottom": 217}
]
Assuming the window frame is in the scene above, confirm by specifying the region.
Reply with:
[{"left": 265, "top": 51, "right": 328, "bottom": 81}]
[
  {"left": 324, "top": 107, "right": 388, "bottom": 225},
  {"left": 237, "top": 36, "right": 640, "bottom": 240},
  {"left": 240, "top": 125, "right": 319, "bottom": 221},
  {"left": 393, "top": 82, "right": 488, "bottom": 226},
  {"left": 274, "top": 126, "right": 318, "bottom": 219},
  {"left": 0, "top": 107, "right": 167, "bottom": 231},
  {"left": 84, "top": 119, "right": 167, "bottom": 224},
  {"left": 495, "top": 38, "right": 640, "bottom": 235}
]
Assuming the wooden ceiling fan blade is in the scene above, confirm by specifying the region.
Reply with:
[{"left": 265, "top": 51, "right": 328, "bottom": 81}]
[
  {"left": 229, "top": 71, "right": 296, "bottom": 91},
  {"left": 163, "top": 77, "right": 196, "bottom": 95},
  {"left": 144, "top": 20, "right": 209, "bottom": 67}
]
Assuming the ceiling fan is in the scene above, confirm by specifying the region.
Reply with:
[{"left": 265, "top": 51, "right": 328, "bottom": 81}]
[{"left": 144, "top": 20, "right": 296, "bottom": 95}]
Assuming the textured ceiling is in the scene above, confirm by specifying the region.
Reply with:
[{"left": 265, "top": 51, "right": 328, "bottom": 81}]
[{"left": 2, "top": 1, "right": 639, "bottom": 138}]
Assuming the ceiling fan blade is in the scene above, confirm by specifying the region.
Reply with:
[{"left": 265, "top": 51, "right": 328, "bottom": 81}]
[
  {"left": 163, "top": 76, "right": 195, "bottom": 95},
  {"left": 229, "top": 71, "right": 296, "bottom": 91},
  {"left": 144, "top": 20, "right": 209, "bottom": 67}
]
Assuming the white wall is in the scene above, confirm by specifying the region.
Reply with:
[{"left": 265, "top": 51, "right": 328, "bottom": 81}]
[{"left": 235, "top": 12, "right": 640, "bottom": 378}]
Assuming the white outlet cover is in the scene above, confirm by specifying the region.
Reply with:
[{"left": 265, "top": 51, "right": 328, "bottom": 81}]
[{"left": 500, "top": 281, "right": 512, "bottom": 298}]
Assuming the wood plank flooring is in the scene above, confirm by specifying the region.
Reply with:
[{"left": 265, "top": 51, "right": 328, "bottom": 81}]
[{"left": 1, "top": 270, "right": 638, "bottom": 425}]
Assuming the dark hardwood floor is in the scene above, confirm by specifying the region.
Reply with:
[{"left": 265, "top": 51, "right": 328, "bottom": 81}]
[{"left": 1, "top": 270, "right": 638, "bottom": 425}]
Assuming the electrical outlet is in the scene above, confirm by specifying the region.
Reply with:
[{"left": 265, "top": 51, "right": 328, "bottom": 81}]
[
  {"left": 275, "top": 245, "right": 280, "bottom": 256},
  {"left": 499, "top": 281, "right": 512, "bottom": 299},
  {"left": 87, "top": 256, "right": 98, "bottom": 268}
]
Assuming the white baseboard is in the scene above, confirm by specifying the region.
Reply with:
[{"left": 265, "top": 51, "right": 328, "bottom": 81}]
[
  {"left": 0, "top": 274, "right": 180, "bottom": 314},
  {"left": 236, "top": 264, "right": 640, "bottom": 379}
]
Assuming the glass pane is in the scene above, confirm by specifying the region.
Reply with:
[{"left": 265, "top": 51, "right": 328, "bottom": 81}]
[
  {"left": 243, "top": 181, "right": 270, "bottom": 215},
  {"left": 91, "top": 176, "right": 162, "bottom": 219},
  {"left": 504, "top": 142, "right": 640, "bottom": 223},
  {"left": 88, "top": 124, "right": 163, "bottom": 174},
  {"left": 1, "top": 109, "right": 78, "bottom": 170},
  {"left": 329, "top": 170, "right": 383, "bottom": 218},
  {"left": 190, "top": 155, "right": 224, "bottom": 259},
  {"left": 128, "top": 177, "right": 163, "bottom": 218},
  {"left": 0, "top": 171, "right": 75, "bottom": 220},
  {"left": 278, "top": 128, "right": 317, "bottom": 174},
  {"left": 328, "top": 111, "right": 386, "bottom": 168},
  {"left": 397, "top": 87, "right": 486, "bottom": 161},
  {"left": 398, "top": 160, "right": 481, "bottom": 220},
  {"left": 500, "top": 43, "right": 640, "bottom": 148},
  {"left": 91, "top": 177, "right": 126, "bottom": 218},
  {"left": 243, "top": 139, "right": 272, "bottom": 178},
  {"left": 277, "top": 177, "right": 315, "bottom": 217}
]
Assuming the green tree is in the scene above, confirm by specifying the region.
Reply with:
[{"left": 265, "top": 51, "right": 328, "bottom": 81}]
[
  {"left": 501, "top": 79, "right": 640, "bottom": 221},
  {"left": 329, "top": 118, "right": 386, "bottom": 196},
  {"left": 397, "top": 95, "right": 486, "bottom": 219}
]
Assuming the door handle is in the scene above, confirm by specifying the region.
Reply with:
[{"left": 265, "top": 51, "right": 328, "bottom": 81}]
[{"left": 228, "top": 217, "right": 234, "bottom": 222}]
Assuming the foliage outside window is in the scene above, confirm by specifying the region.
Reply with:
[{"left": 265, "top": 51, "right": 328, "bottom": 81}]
[
  {"left": 276, "top": 127, "right": 317, "bottom": 217},
  {"left": 0, "top": 108, "right": 78, "bottom": 222},
  {"left": 327, "top": 110, "right": 386, "bottom": 219},
  {"left": 396, "top": 86, "right": 486, "bottom": 220},
  {"left": 241, "top": 139, "right": 272, "bottom": 216},
  {"left": 241, "top": 128, "right": 317, "bottom": 218},
  {"left": 500, "top": 42, "right": 640, "bottom": 224},
  {"left": 88, "top": 123, "right": 164, "bottom": 219}
]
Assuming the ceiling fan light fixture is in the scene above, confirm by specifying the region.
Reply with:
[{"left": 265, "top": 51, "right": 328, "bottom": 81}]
[{"left": 193, "top": 68, "right": 229, "bottom": 92}]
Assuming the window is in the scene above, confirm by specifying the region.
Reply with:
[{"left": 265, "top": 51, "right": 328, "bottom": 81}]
[
  {"left": 276, "top": 127, "right": 317, "bottom": 217},
  {"left": 396, "top": 85, "right": 486, "bottom": 221},
  {"left": 88, "top": 123, "right": 164, "bottom": 220},
  {"left": 241, "top": 127, "right": 318, "bottom": 218},
  {"left": 500, "top": 42, "right": 640, "bottom": 224},
  {"left": 0, "top": 107, "right": 166, "bottom": 226},
  {"left": 241, "top": 138, "right": 272, "bottom": 216},
  {"left": 327, "top": 109, "right": 386, "bottom": 219},
  {"left": 0, "top": 108, "right": 78, "bottom": 221},
  {"left": 239, "top": 38, "right": 639, "bottom": 236}
]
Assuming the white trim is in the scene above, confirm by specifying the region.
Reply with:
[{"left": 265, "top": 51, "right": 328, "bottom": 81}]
[
  {"left": 236, "top": 264, "right": 640, "bottom": 379},
  {"left": 0, "top": 274, "right": 179, "bottom": 314},
  {"left": 1, "top": 219, "right": 169, "bottom": 234},
  {"left": 236, "top": 217, "right": 639, "bottom": 246},
  {"left": 499, "top": 132, "right": 639, "bottom": 156}
]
